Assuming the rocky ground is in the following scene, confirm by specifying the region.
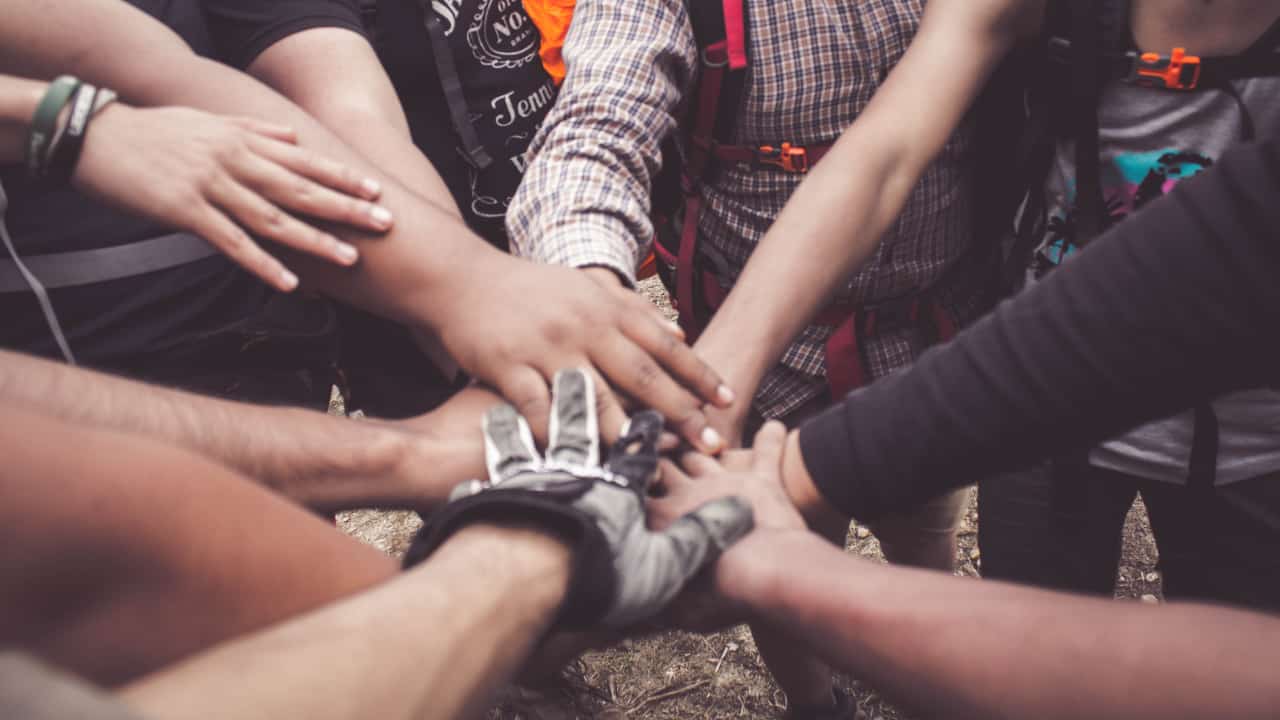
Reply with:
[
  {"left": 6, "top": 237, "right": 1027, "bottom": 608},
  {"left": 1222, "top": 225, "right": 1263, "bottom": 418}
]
[{"left": 337, "top": 278, "right": 1164, "bottom": 719}]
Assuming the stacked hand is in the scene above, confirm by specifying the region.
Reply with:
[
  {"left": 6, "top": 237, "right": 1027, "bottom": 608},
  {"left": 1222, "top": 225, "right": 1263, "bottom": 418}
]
[
  {"left": 406, "top": 368, "right": 755, "bottom": 627},
  {"left": 436, "top": 259, "right": 735, "bottom": 454},
  {"left": 73, "top": 103, "right": 394, "bottom": 291}
]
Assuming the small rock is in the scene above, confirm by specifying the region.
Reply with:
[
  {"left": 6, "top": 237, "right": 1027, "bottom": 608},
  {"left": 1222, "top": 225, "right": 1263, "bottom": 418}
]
[
  {"left": 1141, "top": 594, "right": 1159, "bottom": 604},
  {"left": 968, "top": 548, "right": 981, "bottom": 561},
  {"left": 855, "top": 526, "right": 871, "bottom": 539},
  {"left": 1145, "top": 572, "right": 1159, "bottom": 583}
]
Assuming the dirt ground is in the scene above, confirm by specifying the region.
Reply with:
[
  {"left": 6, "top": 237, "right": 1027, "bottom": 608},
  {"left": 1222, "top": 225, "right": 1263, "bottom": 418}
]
[{"left": 337, "top": 278, "right": 1164, "bottom": 719}]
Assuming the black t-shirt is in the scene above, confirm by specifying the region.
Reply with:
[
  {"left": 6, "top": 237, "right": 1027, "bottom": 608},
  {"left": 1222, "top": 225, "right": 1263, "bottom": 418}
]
[
  {"left": 798, "top": 139, "right": 1280, "bottom": 521},
  {"left": 203, "top": 0, "right": 555, "bottom": 247},
  {"left": 0, "top": 0, "right": 270, "bottom": 369}
]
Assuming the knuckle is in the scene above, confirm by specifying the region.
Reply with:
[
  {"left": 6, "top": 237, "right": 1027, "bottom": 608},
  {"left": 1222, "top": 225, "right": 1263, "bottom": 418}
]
[
  {"left": 290, "top": 176, "right": 315, "bottom": 202},
  {"left": 632, "top": 360, "right": 662, "bottom": 392},
  {"left": 260, "top": 205, "right": 287, "bottom": 230}
]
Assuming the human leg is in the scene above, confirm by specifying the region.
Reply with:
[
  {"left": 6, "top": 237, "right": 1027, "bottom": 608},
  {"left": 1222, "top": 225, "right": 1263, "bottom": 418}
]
[
  {"left": 0, "top": 407, "right": 397, "bottom": 686},
  {"left": 978, "top": 460, "right": 1136, "bottom": 594},
  {"left": 1141, "top": 472, "right": 1280, "bottom": 611}
]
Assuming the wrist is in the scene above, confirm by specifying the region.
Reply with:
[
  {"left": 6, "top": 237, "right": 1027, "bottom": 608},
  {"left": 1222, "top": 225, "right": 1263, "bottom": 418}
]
[
  {"left": 714, "top": 529, "right": 811, "bottom": 614},
  {"left": 439, "top": 522, "right": 574, "bottom": 610},
  {"left": 783, "top": 430, "right": 849, "bottom": 543}
]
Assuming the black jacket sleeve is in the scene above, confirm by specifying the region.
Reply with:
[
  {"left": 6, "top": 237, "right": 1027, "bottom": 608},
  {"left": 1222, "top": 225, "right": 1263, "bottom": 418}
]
[
  {"left": 201, "top": 0, "right": 367, "bottom": 70},
  {"left": 799, "top": 139, "right": 1280, "bottom": 521}
]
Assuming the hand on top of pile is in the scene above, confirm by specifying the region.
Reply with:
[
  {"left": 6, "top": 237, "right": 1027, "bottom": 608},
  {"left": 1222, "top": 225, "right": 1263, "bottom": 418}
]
[
  {"left": 405, "top": 368, "right": 754, "bottom": 628},
  {"left": 434, "top": 261, "right": 735, "bottom": 454},
  {"left": 73, "top": 103, "right": 394, "bottom": 291}
]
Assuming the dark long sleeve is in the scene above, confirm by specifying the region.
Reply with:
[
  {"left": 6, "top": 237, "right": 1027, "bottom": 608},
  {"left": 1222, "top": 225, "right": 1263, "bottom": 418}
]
[{"left": 799, "top": 139, "right": 1280, "bottom": 521}]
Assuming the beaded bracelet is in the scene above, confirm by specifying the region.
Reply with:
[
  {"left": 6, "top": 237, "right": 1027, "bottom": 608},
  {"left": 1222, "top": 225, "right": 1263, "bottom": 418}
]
[{"left": 25, "top": 75, "right": 81, "bottom": 177}]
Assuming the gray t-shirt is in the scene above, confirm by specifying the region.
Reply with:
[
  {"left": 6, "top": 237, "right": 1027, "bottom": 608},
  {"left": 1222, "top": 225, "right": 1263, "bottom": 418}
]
[{"left": 1031, "top": 76, "right": 1280, "bottom": 485}]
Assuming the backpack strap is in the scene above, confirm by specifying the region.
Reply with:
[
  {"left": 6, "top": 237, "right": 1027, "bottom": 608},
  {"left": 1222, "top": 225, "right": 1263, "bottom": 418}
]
[
  {"left": 419, "top": 3, "right": 494, "bottom": 170},
  {"left": 1044, "top": 7, "right": 1280, "bottom": 91},
  {"left": 1067, "top": 0, "right": 1121, "bottom": 242}
]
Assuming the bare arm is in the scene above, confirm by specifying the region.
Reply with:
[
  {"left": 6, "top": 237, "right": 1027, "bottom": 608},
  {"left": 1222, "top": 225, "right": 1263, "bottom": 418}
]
[
  {"left": 0, "top": 73, "right": 393, "bottom": 289},
  {"left": 656, "top": 425, "right": 1280, "bottom": 720},
  {"left": 119, "top": 524, "right": 571, "bottom": 720},
  {"left": 0, "top": 0, "right": 732, "bottom": 451},
  {"left": 694, "top": 0, "right": 1044, "bottom": 436},
  {"left": 506, "top": 0, "right": 697, "bottom": 281},
  {"left": 726, "top": 531, "right": 1280, "bottom": 720},
  {"left": 245, "top": 27, "right": 459, "bottom": 213},
  {"left": 0, "top": 348, "right": 489, "bottom": 512}
]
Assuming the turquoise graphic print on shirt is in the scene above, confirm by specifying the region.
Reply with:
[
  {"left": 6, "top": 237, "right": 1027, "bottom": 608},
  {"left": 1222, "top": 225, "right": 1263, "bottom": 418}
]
[{"left": 1032, "top": 148, "right": 1215, "bottom": 278}]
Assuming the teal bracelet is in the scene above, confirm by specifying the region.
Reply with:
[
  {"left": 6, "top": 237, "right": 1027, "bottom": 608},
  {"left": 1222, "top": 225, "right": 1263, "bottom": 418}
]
[{"left": 26, "top": 75, "right": 81, "bottom": 178}]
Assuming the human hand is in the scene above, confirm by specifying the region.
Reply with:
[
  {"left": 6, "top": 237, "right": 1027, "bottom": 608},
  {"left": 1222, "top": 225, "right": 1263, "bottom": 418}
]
[
  {"left": 404, "top": 368, "right": 754, "bottom": 628},
  {"left": 647, "top": 421, "right": 808, "bottom": 631},
  {"left": 73, "top": 103, "right": 394, "bottom": 291},
  {"left": 436, "top": 256, "right": 734, "bottom": 454}
]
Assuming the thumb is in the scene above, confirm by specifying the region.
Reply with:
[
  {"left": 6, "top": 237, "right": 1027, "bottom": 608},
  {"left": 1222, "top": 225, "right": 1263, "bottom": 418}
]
[{"left": 604, "top": 497, "right": 754, "bottom": 627}]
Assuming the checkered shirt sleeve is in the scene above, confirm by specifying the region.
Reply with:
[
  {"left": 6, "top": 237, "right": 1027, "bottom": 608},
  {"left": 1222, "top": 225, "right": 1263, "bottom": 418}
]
[{"left": 506, "top": 0, "right": 698, "bottom": 285}]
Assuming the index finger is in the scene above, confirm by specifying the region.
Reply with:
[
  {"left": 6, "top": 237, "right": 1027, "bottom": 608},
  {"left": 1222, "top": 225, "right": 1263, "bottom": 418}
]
[{"left": 618, "top": 293, "right": 734, "bottom": 408}]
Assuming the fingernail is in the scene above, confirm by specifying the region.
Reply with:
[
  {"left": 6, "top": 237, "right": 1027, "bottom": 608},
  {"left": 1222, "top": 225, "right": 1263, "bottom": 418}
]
[
  {"left": 361, "top": 178, "right": 382, "bottom": 197},
  {"left": 716, "top": 384, "right": 736, "bottom": 405},
  {"left": 701, "top": 426, "right": 724, "bottom": 452},
  {"left": 369, "top": 205, "right": 393, "bottom": 228},
  {"left": 280, "top": 269, "right": 299, "bottom": 291},
  {"left": 335, "top": 242, "right": 359, "bottom": 264}
]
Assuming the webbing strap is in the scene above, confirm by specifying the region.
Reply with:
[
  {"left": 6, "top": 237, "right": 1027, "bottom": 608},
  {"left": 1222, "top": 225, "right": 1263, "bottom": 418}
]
[
  {"left": 0, "top": 184, "right": 76, "bottom": 363},
  {"left": 0, "top": 232, "right": 219, "bottom": 293},
  {"left": 1069, "top": 0, "right": 1106, "bottom": 241},
  {"left": 722, "top": 0, "right": 747, "bottom": 70},
  {"left": 1188, "top": 403, "right": 1220, "bottom": 492},
  {"left": 424, "top": 11, "right": 494, "bottom": 170}
]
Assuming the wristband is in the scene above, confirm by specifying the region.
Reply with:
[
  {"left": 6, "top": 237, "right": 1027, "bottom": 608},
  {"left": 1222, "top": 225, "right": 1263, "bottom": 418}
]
[
  {"left": 45, "top": 84, "right": 98, "bottom": 186},
  {"left": 26, "top": 76, "right": 81, "bottom": 178}
]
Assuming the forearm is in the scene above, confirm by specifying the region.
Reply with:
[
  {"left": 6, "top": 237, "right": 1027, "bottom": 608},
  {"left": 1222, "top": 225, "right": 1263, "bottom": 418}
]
[
  {"left": 0, "top": 75, "right": 46, "bottom": 162},
  {"left": 695, "top": 0, "right": 1028, "bottom": 393},
  {"left": 246, "top": 29, "right": 459, "bottom": 213},
  {"left": 120, "top": 524, "right": 571, "bottom": 720},
  {"left": 732, "top": 532, "right": 1280, "bottom": 720},
  {"left": 795, "top": 138, "right": 1280, "bottom": 521},
  {"left": 0, "top": 349, "right": 473, "bottom": 511},
  {"left": 506, "top": 0, "right": 695, "bottom": 280},
  {"left": 1, "top": 0, "right": 494, "bottom": 329}
]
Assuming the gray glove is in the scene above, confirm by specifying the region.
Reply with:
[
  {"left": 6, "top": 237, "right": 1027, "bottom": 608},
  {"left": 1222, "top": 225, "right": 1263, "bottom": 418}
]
[{"left": 404, "top": 368, "right": 753, "bottom": 628}]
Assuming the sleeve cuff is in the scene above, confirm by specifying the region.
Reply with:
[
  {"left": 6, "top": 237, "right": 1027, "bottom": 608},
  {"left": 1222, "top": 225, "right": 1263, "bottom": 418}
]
[{"left": 513, "top": 222, "right": 645, "bottom": 288}]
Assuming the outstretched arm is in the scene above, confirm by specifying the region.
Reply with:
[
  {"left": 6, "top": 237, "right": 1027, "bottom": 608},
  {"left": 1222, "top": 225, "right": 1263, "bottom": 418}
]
[
  {"left": 120, "top": 524, "right": 571, "bottom": 720},
  {"left": 655, "top": 427, "right": 1280, "bottom": 720},
  {"left": 784, "top": 134, "right": 1280, "bottom": 526},
  {"left": 0, "top": 348, "right": 489, "bottom": 512},
  {"left": 0, "top": 73, "right": 389, "bottom": 290},
  {"left": 0, "top": 0, "right": 731, "bottom": 451},
  {"left": 695, "top": 0, "right": 1045, "bottom": 439},
  {"left": 729, "top": 531, "right": 1280, "bottom": 720}
]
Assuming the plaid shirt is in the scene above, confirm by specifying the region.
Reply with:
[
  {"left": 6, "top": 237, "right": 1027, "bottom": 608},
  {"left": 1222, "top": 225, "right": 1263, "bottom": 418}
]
[{"left": 508, "top": 0, "right": 976, "bottom": 419}]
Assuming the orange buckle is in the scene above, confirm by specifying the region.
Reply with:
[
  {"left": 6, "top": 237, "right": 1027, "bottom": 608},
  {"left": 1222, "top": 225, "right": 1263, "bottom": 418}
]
[
  {"left": 1130, "top": 47, "right": 1202, "bottom": 90},
  {"left": 757, "top": 142, "right": 810, "bottom": 173}
]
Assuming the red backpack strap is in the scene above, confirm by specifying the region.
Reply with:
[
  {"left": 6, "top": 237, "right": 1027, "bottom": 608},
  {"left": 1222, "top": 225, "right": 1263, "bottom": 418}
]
[
  {"left": 723, "top": 0, "right": 748, "bottom": 70},
  {"left": 670, "top": 0, "right": 750, "bottom": 338}
]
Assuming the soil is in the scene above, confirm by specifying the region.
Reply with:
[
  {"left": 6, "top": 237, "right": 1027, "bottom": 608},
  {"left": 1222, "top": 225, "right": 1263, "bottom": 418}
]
[{"left": 336, "top": 278, "right": 1165, "bottom": 719}]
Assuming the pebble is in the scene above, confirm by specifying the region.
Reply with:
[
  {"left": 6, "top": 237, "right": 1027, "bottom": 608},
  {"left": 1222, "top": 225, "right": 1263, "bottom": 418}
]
[
  {"left": 1145, "top": 572, "right": 1159, "bottom": 583},
  {"left": 1141, "top": 594, "right": 1160, "bottom": 604},
  {"left": 855, "top": 526, "right": 871, "bottom": 539}
]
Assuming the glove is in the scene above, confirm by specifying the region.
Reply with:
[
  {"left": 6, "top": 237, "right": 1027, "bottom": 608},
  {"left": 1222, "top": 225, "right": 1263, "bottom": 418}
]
[{"left": 405, "top": 368, "right": 754, "bottom": 628}]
